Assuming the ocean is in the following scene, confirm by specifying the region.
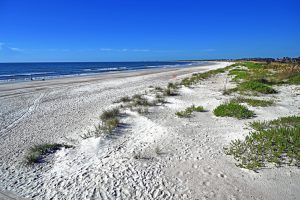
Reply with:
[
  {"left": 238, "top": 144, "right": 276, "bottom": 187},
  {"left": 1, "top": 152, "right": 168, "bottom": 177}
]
[{"left": 0, "top": 61, "right": 206, "bottom": 82}]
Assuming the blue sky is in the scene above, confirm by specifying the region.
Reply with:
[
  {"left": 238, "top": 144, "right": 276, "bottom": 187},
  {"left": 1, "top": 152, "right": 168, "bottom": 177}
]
[{"left": 0, "top": 0, "right": 299, "bottom": 62}]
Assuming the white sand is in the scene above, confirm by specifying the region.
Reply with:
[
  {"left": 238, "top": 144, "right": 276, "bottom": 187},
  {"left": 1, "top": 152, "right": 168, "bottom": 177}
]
[{"left": 0, "top": 62, "right": 300, "bottom": 199}]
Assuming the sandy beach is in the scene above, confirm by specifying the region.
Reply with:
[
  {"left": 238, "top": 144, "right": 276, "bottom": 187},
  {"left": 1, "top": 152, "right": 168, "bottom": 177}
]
[{"left": 1, "top": 61, "right": 300, "bottom": 199}]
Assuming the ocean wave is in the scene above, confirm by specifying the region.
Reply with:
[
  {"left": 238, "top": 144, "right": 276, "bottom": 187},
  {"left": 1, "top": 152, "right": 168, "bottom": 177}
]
[
  {"left": 0, "top": 72, "right": 54, "bottom": 77},
  {"left": 0, "top": 61, "right": 208, "bottom": 83}
]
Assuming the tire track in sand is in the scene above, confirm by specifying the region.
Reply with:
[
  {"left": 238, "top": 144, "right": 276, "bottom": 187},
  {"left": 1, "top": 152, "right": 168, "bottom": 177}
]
[{"left": 0, "top": 93, "right": 45, "bottom": 136}]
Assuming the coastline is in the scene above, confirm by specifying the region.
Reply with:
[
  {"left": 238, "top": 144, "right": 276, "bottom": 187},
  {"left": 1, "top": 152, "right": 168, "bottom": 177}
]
[
  {"left": 0, "top": 62, "right": 216, "bottom": 98},
  {"left": 1, "top": 61, "right": 300, "bottom": 199},
  {"left": 0, "top": 61, "right": 209, "bottom": 84}
]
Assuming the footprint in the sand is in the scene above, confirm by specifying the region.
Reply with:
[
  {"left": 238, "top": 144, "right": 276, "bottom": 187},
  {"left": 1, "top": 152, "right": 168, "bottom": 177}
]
[
  {"left": 217, "top": 173, "right": 227, "bottom": 178},
  {"left": 202, "top": 180, "right": 210, "bottom": 187}
]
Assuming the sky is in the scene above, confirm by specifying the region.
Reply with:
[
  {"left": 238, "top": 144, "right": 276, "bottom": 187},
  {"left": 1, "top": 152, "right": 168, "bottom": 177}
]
[{"left": 0, "top": 0, "right": 299, "bottom": 62}]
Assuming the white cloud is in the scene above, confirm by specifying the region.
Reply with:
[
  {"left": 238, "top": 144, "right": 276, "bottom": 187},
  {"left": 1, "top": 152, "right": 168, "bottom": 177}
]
[
  {"left": 0, "top": 42, "right": 23, "bottom": 53},
  {"left": 9, "top": 47, "right": 23, "bottom": 52}
]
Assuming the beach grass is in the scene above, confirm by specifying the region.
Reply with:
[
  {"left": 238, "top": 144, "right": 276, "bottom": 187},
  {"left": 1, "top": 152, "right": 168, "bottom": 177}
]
[
  {"left": 100, "top": 108, "right": 120, "bottom": 121},
  {"left": 229, "top": 62, "right": 300, "bottom": 86},
  {"left": 213, "top": 102, "right": 255, "bottom": 119},
  {"left": 98, "top": 108, "right": 121, "bottom": 134},
  {"left": 25, "top": 143, "right": 73, "bottom": 165},
  {"left": 180, "top": 67, "right": 229, "bottom": 86}
]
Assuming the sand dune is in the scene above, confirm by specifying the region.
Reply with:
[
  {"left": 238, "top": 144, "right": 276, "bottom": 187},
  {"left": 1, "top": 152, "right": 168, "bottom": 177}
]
[{"left": 1, "top": 62, "right": 300, "bottom": 199}]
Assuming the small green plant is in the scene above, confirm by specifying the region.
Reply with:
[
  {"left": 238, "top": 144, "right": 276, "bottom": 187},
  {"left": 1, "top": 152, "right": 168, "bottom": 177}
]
[
  {"left": 214, "top": 102, "right": 254, "bottom": 119},
  {"left": 137, "top": 107, "right": 149, "bottom": 114},
  {"left": 167, "top": 82, "right": 179, "bottom": 90},
  {"left": 98, "top": 108, "right": 121, "bottom": 135},
  {"left": 119, "top": 96, "right": 131, "bottom": 103},
  {"left": 191, "top": 105, "right": 205, "bottom": 112},
  {"left": 288, "top": 74, "right": 300, "bottom": 85},
  {"left": 25, "top": 143, "right": 73, "bottom": 165},
  {"left": 236, "top": 81, "right": 277, "bottom": 94},
  {"left": 231, "top": 97, "right": 274, "bottom": 107},
  {"left": 100, "top": 108, "right": 120, "bottom": 121},
  {"left": 229, "top": 68, "right": 249, "bottom": 82},
  {"left": 250, "top": 116, "right": 300, "bottom": 131},
  {"left": 103, "top": 118, "right": 119, "bottom": 133},
  {"left": 225, "top": 127, "right": 300, "bottom": 170},
  {"left": 176, "top": 109, "right": 192, "bottom": 118},
  {"left": 176, "top": 105, "right": 206, "bottom": 118}
]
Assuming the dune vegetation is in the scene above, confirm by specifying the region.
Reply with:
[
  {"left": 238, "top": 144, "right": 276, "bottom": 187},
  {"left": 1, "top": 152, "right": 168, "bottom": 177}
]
[{"left": 26, "top": 143, "right": 73, "bottom": 165}]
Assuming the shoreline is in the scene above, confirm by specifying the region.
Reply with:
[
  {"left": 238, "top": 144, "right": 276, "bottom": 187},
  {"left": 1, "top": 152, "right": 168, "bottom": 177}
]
[
  {"left": 0, "top": 61, "right": 211, "bottom": 85},
  {"left": 0, "top": 62, "right": 216, "bottom": 98}
]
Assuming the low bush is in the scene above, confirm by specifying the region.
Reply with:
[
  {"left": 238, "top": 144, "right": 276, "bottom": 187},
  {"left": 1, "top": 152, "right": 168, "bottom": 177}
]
[
  {"left": 176, "top": 105, "right": 205, "bottom": 118},
  {"left": 250, "top": 116, "right": 300, "bottom": 131},
  {"left": 98, "top": 108, "right": 121, "bottom": 135},
  {"left": 231, "top": 97, "right": 274, "bottom": 107},
  {"left": 288, "top": 74, "right": 300, "bottom": 85},
  {"left": 213, "top": 102, "right": 255, "bottom": 119},
  {"left": 229, "top": 69, "right": 249, "bottom": 82},
  {"left": 235, "top": 81, "right": 277, "bottom": 94},
  {"left": 225, "top": 127, "right": 300, "bottom": 170}
]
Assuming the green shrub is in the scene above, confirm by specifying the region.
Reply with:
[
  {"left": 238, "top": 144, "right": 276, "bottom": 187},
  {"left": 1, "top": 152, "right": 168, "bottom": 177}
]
[
  {"left": 242, "top": 62, "right": 264, "bottom": 69},
  {"left": 26, "top": 143, "right": 73, "bottom": 165},
  {"left": 288, "top": 74, "right": 300, "bottom": 85},
  {"left": 225, "top": 127, "right": 300, "bottom": 170},
  {"left": 250, "top": 116, "right": 300, "bottom": 131},
  {"left": 229, "top": 69, "right": 249, "bottom": 81},
  {"left": 236, "top": 81, "right": 277, "bottom": 94},
  {"left": 231, "top": 97, "right": 274, "bottom": 107},
  {"left": 213, "top": 102, "right": 255, "bottom": 119}
]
